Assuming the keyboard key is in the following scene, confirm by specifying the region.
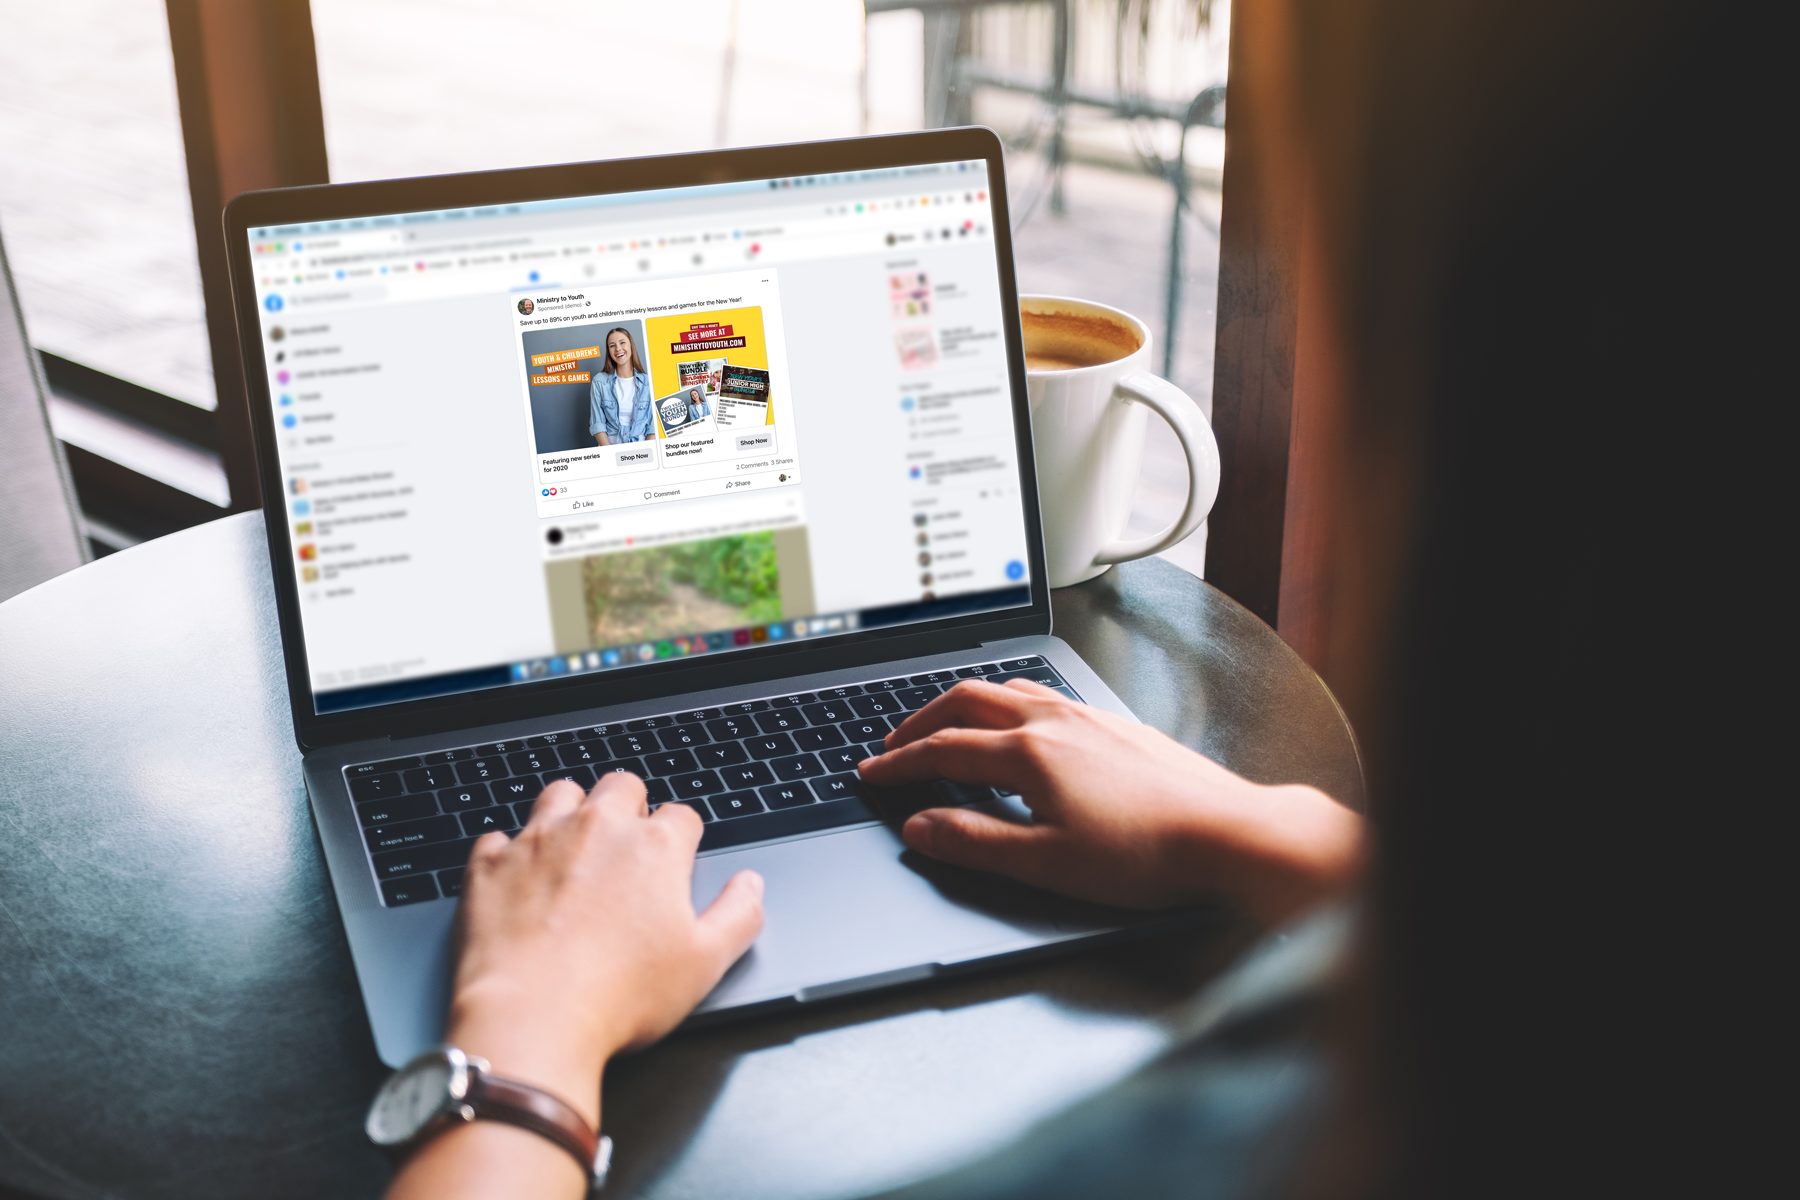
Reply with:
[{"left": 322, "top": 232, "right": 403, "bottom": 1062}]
[
  {"left": 460, "top": 807, "right": 518, "bottom": 836},
  {"left": 862, "top": 742, "right": 887, "bottom": 761},
  {"left": 349, "top": 756, "right": 421, "bottom": 777},
  {"left": 997, "top": 656, "right": 1046, "bottom": 671},
  {"left": 507, "top": 748, "right": 559, "bottom": 775},
  {"left": 348, "top": 772, "right": 404, "bottom": 803},
  {"left": 865, "top": 780, "right": 955, "bottom": 817},
  {"left": 512, "top": 799, "right": 535, "bottom": 825},
  {"left": 606, "top": 732, "right": 658, "bottom": 758},
  {"left": 423, "top": 748, "right": 471, "bottom": 765},
  {"left": 990, "top": 666, "right": 1065, "bottom": 689},
  {"left": 644, "top": 748, "right": 699, "bottom": 776},
  {"left": 770, "top": 752, "right": 825, "bottom": 781},
  {"left": 455, "top": 758, "right": 506, "bottom": 785},
  {"left": 658, "top": 723, "right": 711, "bottom": 750},
  {"left": 793, "top": 726, "right": 846, "bottom": 751},
  {"left": 399, "top": 766, "right": 453, "bottom": 792},
  {"left": 676, "top": 708, "right": 717, "bottom": 723},
  {"left": 434, "top": 784, "right": 491, "bottom": 813},
  {"left": 818, "top": 746, "right": 864, "bottom": 773},
  {"left": 381, "top": 875, "right": 440, "bottom": 907},
  {"left": 490, "top": 775, "right": 541, "bottom": 802},
  {"left": 769, "top": 691, "right": 816, "bottom": 707},
  {"left": 524, "top": 731, "right": 572, "bottom": 747},
  {"left": 819, "top": 685, "right": 860, "bottom": 700},
  {"left": 943, "top": 781, "right": 999, "bottom": 804},
  {"left": 954, "top": 662, "right": 1000, "bottom": 678},
  {"left": 558, "top": 740, "right": 607, "bottom": 766},
  {"left": 849, "top": 693, "right": 904, "bottom": 719},
  {"left": 801, "top": 699, "right": 856, "bottom": 725},
  {"left": 704, "top": 715, "right": 755, "bottom": 741},
  {"left": 581, "top": 724, "right": 619, "bottom": 739},
  {"left": 625, "top": 714, "right": 674, "bottom": 731},
  {"left": 373, "top": 837, "right": 476, "bottom": 880},
  {"left": 714, "top": 791, "right": 769, "bottom": 819},
  {"left": 811, "top": 774, "right": 870, "bottom": 803},
  {"left": 909, "top": 670, "right": 957, "bottom": 686},
  {"left": 694, "top": 742, "right": 749, "bottom": 769},
  {"left": 745, "top": 732, "right": 798, "bottom": 759},
  {"left": 654, "top": 798, "right": 714, "bottom": 822},
  {"left": 1052, "top": 686, "right": 1081, "bottom": 701},
  {"left": 755, "top": 709, "right": 805, "bottom": 734},
  {"left": 839, "top": 717, "right": 891, "bottom": 743},
  {"left": 599, "top": 757, "right": 646, "bottom": 779},
  {"left": 646, "top": 778, "right": 674, "bottom": 804},
  {"left": 759, "top": 783, "right": 812, "bottom": 810},
  {"left": 476, "top": 740, "right": 526, "bottom": 757},
  {"left": 863, "top": 677, "right": 907, "bottom": 692},
  {"left": 364, "top": 814, "right": 461, "bottom": 853},
  {"left": 357, "top": 793, "right": 438, "bottom": 826},
  {"left": 668, "top": 770, "right": 725, "bottom": 799},
  {"left": 721, "top": 761, "right": 775, "bottom": 789},
  {"left": 436, "top": 868, "right": 465, "bottom": 898},
  {"left": 726, "top": 699, "right": 771, "bottom": 715},
  {"left": 545, "top": 766, "right": 597, "bottom": 790},
  {"left": 699, "top": 792, "right": 878, "bottom": 852},
  {"left": 894, "top": 685, "right": 942, "bottom": 710}
]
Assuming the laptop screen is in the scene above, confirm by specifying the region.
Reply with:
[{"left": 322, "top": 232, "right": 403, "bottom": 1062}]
[{"left": 243, "top": 159, "right": 1035, "bottom": 714}]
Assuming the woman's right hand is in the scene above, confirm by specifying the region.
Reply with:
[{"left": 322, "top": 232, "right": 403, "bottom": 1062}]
[{"left": 857, "top": 679, "right": 1361, "bottom": 926}]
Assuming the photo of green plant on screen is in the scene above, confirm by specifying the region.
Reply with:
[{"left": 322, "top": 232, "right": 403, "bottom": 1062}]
[{"left": 582, "top": 533, "right": 781, "bottom": 646}]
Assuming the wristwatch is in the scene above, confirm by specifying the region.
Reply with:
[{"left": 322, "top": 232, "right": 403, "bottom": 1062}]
[{"left": 366, "top": 1046, "right": 613, "bottom": 1191}]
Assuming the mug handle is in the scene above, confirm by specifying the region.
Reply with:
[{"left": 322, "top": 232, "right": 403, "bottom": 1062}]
[{"left": 1093, "top": 371, "right": 1221, "bottom": 566}]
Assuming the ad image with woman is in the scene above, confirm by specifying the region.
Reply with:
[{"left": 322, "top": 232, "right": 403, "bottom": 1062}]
[{"left": 591, "top": 326, "right": 656, "bottom": 446}]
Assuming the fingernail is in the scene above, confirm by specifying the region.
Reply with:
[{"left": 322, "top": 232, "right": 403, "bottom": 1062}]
[
  {"left": 904, "top": 811, "right": 936, "bottom": 845},
  {"left": 745, "top": 871, "right": 765, "bottom": 896},
  {"left": 857, "top": 756, "right": 877, "bottom": 771}
]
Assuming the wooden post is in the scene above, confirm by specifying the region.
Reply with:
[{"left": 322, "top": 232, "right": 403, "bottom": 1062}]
[{"left": 166, "top": 0, "right": 329, "bottom": 512}]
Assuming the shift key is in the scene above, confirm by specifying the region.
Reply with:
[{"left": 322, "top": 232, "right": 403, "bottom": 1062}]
[{"left": 370, "top": 835, "right": 476, "bottom": 879}]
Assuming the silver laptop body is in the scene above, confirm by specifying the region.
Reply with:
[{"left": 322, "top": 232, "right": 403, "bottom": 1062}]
[{"left": 224, "top": 129, "right": 1145, "bottom": 1066}]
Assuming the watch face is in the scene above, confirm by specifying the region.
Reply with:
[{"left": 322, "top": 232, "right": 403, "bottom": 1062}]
[{"left": 366, "top": 1049, "right": 460, "bottom": 1146}]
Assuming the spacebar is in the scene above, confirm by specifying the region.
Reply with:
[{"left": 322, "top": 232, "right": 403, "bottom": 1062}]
[{"left": 699, "top": 795, "right": 878, "bottom": 852}]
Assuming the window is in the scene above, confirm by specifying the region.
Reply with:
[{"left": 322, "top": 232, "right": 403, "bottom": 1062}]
[
  {"left": 4, "top": 0, "right": 1235, "bottom": 576},
  {"left": 310, "top": 0, "right": 1227, "bottom": 575},
  {"left": 0, "top": 0, "right": 214, "bottom": 410},
  {"left": 311, "top": 0, "right": 900, "bottom": 180}
]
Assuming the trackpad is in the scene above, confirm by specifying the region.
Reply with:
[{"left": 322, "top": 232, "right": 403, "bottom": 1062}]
[{"left": 689, "top": 821, "right": 1075, "bottom": 1013}]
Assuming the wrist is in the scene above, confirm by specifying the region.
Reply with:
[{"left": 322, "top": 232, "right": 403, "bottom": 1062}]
[
  {"left": 446, "top": 990, "right": 612, "bottom": 1130},
  {"left": 1162, "top": 785, "right": 1363, "bottom": 924}
]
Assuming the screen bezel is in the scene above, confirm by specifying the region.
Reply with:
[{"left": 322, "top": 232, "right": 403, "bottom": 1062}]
[{"left": 223, "top": 128, "right": 1050, "bottom": 752}]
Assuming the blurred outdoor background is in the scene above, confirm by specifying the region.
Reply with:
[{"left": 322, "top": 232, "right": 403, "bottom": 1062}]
[{"left": 0, "top": 0, "right": 1228, "bottom": 573}]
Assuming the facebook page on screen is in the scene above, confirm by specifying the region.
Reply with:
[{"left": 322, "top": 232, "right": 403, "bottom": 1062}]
[{"left": 246, "top": 161, "right": 1033, "bottom": 713}]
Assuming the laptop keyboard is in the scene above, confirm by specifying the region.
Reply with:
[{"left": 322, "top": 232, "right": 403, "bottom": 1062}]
[{"left": 345, "top": 657, "right": 1079, "bottom": 907}]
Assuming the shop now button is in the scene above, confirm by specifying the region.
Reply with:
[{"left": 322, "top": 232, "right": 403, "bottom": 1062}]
[{"left": 734, "top": 431, "right": 775, "bottom": 453}]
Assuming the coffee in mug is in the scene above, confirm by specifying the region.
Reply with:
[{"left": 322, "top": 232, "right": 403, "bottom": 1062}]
[
  {"left": 1020, "top": 295, "right": 1219, "bottom": 588},
  {"left": 1021, "top": 306, "right": 1141, "bottom": 373}
]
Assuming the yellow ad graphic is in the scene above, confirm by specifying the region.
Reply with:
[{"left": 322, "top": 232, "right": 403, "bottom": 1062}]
[{"left": 645, "top": 305, "right": 775, "bottom": 437}]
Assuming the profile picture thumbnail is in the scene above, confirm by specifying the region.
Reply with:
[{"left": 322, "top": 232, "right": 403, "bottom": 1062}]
[{"left": 517, "top": 297, "right": 536, "bottom": 316}]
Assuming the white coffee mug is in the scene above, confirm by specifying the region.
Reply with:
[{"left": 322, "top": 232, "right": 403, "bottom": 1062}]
[{"left": 1021, "top": 295, "right": 1220, "bottom": 588}]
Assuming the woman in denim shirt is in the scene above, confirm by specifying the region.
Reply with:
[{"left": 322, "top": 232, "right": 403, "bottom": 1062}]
[{"left": 589, "top": 327, "right": 655, "bottom": 445}]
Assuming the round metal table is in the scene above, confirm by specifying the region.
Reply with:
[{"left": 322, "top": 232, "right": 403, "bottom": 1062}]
[{"left": 0, "top": 513, "right": 1360, "bottom": 1200}]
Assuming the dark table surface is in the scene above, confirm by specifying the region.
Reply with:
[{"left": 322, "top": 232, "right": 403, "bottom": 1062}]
[{"left": 0, "top": 513, "right": 1360, "bottom": 1200}]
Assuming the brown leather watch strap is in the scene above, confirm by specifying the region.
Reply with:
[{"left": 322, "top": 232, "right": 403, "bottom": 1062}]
[{"left": 466, "top": 1069, "right": 599, "bottom": 1176}]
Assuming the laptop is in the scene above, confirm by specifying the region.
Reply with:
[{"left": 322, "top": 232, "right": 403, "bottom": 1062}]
[{"left": 224, "top": 128, "right": 1147, "bottom": 1067}]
